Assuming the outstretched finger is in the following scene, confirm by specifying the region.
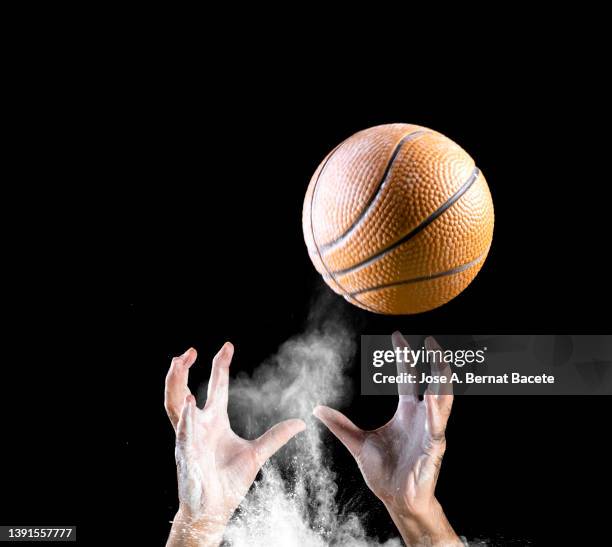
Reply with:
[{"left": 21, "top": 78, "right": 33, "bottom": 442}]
[
  {"left": 253, "top": 418, "right": 306, "bottom": 465},
  {"left": 165, "top": 348, "right": 198, "bottom": 430},
  {"left": 424, "top": 336, "right": 454, "bottom": 397},
  {"left": 392, "top": 331, "right": 418, "bottom": 401},
  {"left": 313, "top": 405, "right": 365, "bottom": 459},
  {"left": 204, "top": 342, "right": 233, "bottom": 412},
  {"left": 424, "top": 337, "right": 454, "bottom": 441}
]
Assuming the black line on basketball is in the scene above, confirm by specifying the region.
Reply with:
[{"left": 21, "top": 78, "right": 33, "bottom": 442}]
[
  {"left": 318, "top": 129, "right": 429, "bottom": 252},
  {"left": 332, "top": 167, "right": 481, "bottom": 276},
  {"left": 348, "top": 251, "right": 487, "bottom": 296}
]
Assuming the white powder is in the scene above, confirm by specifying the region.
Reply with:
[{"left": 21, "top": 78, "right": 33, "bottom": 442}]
[{"left": 204, "top": 299, "right": 401, "bottom": 546}]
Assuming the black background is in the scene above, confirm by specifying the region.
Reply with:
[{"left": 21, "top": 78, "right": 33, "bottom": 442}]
[{"left": 2, "top": 37, "right": 610, "bottom": 546}]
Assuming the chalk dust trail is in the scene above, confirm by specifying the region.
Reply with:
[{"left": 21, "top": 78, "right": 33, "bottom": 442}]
[{"left": 200, "top": 298, "right": 401, "bottom": 546}]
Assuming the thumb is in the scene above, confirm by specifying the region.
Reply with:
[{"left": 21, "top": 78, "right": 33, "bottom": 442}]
[
  {"left": 313, "top": 405, "right": 365, "bottom": 459},
  {"left": 253, "top": 418, "right": 306, "bottom": 465}
]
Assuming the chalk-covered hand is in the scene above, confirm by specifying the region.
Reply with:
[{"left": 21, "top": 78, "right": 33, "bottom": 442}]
[
  {"left": 165, "top": 343, "right": 305, "bottom": 547},
  {"left": 314, "top": 333, "right": 462, "bottom": 546}
]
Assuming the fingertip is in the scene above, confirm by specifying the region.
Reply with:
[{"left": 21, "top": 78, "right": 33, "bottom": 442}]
[
  {"left": 391, "top": 331, "right": 409, "bottom": 348},
  {"left": 214, "top": 341, "right": 234, "bottom": 364},
  {"left": 173, "top": 347, "right": 197, "bottom": 367},
  {"left": 425, "top": 336, "right": 440, "bottom": 350},
  {"left": 181, "top": 347, "right": 192, "bottom": 358},
  {"left": 187, "top": 346, "right": 197, "bottom": 356},
  {"left": 185, "top": 394, "right": 195, "bottom": 405},
  {"left": 313, "top": 405, "right": 333, "bottom": 421}
]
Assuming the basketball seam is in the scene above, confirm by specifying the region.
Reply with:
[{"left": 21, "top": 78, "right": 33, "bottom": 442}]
[
  {"left": 347, "top": 249, "right": 488, "bottom": 297},
  {"left": 330, "top": 167, "right": 481, "bottom": 277},
  {"left": 318, "top": 129, "right": 429, "bottom": 252}
]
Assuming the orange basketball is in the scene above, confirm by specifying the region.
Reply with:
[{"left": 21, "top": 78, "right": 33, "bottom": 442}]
[{"left": 303, "top": 123, "right": 494, "bottom": 314}]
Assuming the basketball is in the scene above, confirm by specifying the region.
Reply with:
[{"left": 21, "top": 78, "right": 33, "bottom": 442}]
[{"left": 303, "top": 123, "right": 494, "bottom": 314}]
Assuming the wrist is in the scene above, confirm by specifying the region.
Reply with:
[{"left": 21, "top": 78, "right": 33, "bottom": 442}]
[
  {"left": 167, "top": 507, "right": 230, "bottom": 547},
  {"left": 176, "top": 504, "right": 232, "bottom": 526},
  {"left": 385, "top": 498, "right": 462, "bottom": 546}
]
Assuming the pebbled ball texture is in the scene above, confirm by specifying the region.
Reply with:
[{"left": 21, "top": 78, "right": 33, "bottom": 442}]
[{"left": 303, "top": 123, "right": 494, "bottom": 314}]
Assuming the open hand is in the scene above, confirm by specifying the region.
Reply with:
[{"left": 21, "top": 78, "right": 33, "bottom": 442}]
[
  {"left": 314, "top": 333, "right": 461, "bottom": 546},
  {"left": 165, "top": 343, "right": 305, "bottom": 545}
]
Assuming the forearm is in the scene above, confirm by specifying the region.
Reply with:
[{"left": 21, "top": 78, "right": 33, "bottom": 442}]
[
  {"left": 385, "top": 499, "right": 463, "bottom": 547},
  {"left": 166, "top": 508, "right": 228, "bottom": 547}
]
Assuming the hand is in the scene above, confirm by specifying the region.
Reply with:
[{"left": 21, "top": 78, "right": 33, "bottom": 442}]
[
  {"left": 314, "top": 333, "right": 462, "bottom": 546},
  {"left": 165, "top": 342, "right": 305, "bottom": 546}
]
